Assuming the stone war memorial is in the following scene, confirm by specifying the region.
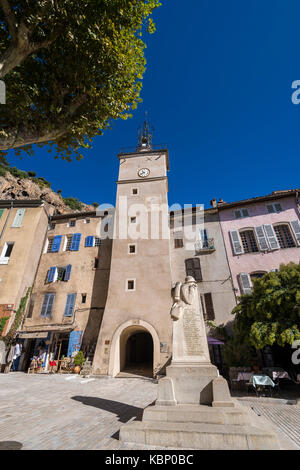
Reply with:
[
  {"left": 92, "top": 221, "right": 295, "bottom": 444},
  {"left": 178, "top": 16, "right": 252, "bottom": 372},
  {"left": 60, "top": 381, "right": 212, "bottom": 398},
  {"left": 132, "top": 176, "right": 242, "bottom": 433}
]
[{"left": 120, "top": 276, "right": 281, "bottom": 450}]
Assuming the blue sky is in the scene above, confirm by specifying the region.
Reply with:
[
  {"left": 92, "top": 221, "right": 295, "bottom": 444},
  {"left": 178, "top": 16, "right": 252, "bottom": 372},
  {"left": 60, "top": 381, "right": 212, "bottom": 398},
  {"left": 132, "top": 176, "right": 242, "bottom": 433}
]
[{"left": 6, "top": 0, "right": 300, "bottom": 209}]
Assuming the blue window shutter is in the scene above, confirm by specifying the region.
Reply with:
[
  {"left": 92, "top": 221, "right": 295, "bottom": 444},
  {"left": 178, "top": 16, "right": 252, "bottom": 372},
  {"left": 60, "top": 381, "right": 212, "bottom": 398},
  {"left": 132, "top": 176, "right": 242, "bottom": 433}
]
[
  {"left": 40, "top": 293, "right": 55, "bottom": 317},
  {"left": 67, "top": 330, "right": 82, "bottom": 357},
  {"left": 70, "top": 233, "right": 81, "bottom": 251},
  {"left": 47, "top": 266, "right": 57, "bottom": 283},
  {"left": 51, "top": 235, "right": 62, "bottom": 253},
  {"left": 64, "top": 293, "right": 76, "bottom": 317},
  {"left": 64, "top": 264, "right": 72, "bottom": 281},
  {"left": 85, "top": 236, "right": 94, "bottom": 247}
]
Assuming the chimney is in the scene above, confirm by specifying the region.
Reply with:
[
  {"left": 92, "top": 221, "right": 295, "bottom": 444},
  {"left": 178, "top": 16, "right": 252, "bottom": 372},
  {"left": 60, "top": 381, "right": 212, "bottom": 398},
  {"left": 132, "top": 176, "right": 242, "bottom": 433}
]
[{"left": 210, "top": 199, "right": 217, "bottom": 208}]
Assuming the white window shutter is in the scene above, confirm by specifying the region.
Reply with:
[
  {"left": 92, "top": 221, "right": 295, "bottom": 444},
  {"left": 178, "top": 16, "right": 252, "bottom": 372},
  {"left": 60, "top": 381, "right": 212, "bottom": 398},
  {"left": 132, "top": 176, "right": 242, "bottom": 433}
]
[
  {"left": 238, "top": 273, "right": 252, "bottom": 294},
  {"left": 12, "top": 208, "right": 26, "bottom": 227},
  {"left": 264, "top": 224, "right": 279, "bottom": 250},
  {"left": 290, "top": 220, "right": 300, "bottom": 246},
  {"left": 255, "top": 226, "right": 269, "bottom": 251},
  {"left": 230, "top": 230, "right": 243, "bottom": 255}
]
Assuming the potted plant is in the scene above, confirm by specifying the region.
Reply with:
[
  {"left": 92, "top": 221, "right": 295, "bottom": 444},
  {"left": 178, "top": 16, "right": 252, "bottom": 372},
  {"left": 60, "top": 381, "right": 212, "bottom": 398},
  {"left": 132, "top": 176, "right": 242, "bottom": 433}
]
[{"left": 73, "top": 351, "right": 85, "bottom": 374}]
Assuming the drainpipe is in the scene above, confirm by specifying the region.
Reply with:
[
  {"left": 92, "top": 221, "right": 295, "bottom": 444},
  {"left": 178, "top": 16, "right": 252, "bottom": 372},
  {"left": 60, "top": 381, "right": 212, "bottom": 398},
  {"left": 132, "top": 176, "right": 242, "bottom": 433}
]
[{"left": 0, "top": 201, "right": 13, "bottom": 245}]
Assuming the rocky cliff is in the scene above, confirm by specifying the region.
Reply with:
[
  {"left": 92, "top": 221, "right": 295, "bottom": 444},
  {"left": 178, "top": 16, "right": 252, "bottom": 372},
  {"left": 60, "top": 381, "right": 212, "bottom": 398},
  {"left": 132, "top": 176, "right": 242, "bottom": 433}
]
[{"left": 0, "top": 170, "right": 94, "bottom": 215}]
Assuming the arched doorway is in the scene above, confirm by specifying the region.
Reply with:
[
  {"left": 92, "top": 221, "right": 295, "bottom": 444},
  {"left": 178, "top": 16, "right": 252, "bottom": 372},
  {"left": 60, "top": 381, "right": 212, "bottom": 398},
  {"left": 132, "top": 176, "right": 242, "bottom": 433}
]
[
  {"left": 123, "top": 331, "right": 153, "bottom": 377},
  {"left": 118, "top": 325, "right": 154, "bottom": 377},
  {"left": 108, "top": 320, "right": 160, "bottom": 378}
]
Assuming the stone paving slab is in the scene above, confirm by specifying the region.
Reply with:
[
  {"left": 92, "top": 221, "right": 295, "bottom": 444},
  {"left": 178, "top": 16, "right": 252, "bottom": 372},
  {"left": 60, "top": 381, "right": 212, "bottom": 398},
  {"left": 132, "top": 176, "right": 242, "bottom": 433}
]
[{"left": 0, "top": 373, "right": 299, "bottom": 450}]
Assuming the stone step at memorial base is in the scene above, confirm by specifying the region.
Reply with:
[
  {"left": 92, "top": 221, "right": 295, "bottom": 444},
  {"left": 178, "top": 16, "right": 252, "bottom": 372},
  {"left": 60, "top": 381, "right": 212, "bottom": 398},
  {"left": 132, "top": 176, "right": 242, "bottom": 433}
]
[
  {"left": 119, "top": 419, "right": 280, "bottom": 450},
  {"left": 143, "top": 404, "right": 252, "bottom": 426}
]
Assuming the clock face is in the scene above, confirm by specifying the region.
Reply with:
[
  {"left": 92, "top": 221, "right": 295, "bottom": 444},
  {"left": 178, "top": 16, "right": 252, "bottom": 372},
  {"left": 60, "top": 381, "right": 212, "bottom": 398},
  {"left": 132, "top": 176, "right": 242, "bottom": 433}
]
[{"left": 138, "top": 168, "right": 150, "bottom": 178}]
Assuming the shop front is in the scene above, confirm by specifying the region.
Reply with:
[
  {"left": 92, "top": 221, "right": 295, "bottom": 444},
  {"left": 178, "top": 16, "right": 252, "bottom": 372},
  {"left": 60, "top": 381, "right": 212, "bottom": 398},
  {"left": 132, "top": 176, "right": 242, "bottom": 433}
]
[{"left": 19, "top": 328, "right": 83, "bottom": 373}]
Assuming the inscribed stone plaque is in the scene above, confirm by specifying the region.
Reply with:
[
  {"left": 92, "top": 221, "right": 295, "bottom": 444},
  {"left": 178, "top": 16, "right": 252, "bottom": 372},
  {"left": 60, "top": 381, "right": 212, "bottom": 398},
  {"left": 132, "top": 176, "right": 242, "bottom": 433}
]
[{"left": 183, "top": 308, "right": 203, "bottom": 356}]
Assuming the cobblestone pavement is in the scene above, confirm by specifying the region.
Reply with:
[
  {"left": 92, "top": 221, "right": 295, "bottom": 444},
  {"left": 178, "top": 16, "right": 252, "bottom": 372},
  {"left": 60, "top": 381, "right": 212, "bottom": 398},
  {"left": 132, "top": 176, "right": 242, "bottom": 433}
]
[
  {"left": 0, "top": 373, "right": 299, "bottom": 450},
  {"left": 238, "top": 400, "right": 300, "bottom": 449}
]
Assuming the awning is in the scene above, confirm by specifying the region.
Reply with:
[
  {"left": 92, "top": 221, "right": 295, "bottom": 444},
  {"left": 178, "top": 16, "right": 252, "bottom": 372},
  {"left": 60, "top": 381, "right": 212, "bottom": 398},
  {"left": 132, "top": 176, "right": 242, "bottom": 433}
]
[{"left": 207, "top": 336, "right": 224, "bottom": 345}]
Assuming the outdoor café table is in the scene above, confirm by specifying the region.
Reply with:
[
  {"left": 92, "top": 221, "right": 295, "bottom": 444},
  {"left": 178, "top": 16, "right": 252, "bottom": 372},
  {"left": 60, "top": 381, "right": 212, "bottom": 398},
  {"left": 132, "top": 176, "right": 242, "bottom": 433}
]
[{"left": 251, "top": 374, "right": 275, "bottom": 396}]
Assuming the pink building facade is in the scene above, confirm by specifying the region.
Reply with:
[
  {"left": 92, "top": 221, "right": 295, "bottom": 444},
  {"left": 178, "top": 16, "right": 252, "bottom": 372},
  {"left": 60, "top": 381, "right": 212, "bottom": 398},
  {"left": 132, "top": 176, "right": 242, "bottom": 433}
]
[{"left": 218, "top": 191, "right": 300, "bottom": 296}]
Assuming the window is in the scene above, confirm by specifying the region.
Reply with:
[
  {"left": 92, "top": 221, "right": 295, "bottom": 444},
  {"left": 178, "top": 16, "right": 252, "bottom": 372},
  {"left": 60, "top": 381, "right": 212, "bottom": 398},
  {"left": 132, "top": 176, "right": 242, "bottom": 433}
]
[
  {"left": 48, "top": 223, "right": 55, "bottom": 230},
  {"left": 266, "top": 203, "right": 282, "bottom": 213},
  {"left": 94, "top": 257, "right": 99, "bottom": 269},
  {"left": 129, "top": 244, "right": 136, "bottom": 254},
  {"left": 64, "top": 293, "right": 76, "bottom": 317},
  {"left": 64, "top": 235, "right": 73, "bottom": 251},
  {"left": 11, "top": 208, "right": 26, "bottom": 227},
  {"left": 273, "top": 225, "right": 296, "bottom": 249},
  {"left": 130, "top": 217, "right": 137, "bottom": 224},
  {"left": 174, "top": 231, "right": 183, "bottom": 249},
  {"left": 203, "top": 293, "right": 215, "bottom": 321},
  {"left": 68, "top": 220, "right": 76, "bottom": 227},
  {"left": 40, "top": 293, "right": 55, "bottom": 318},
  {"left": 234, "top": 208, "right": 249, "bottom": 219},
  {"left": 47, "top": 237, "right": 55, "bottom": 253},
  {"left": 3, "top": 242, "right": 14, "bottom": 258},
  {"left": 239, "top": 230, "right": 259, "bottom": 253},
  {"left": 185, "top": 258, "right": 202, "bottom": 281},
  {"left": 81, "top": 294, "right": 87, "bottom": 304},
  {"left": 47, "top": 265, "right": 72, "bottom": 283},
  {"left": 84, "top": 219, "right": 90, "bottom": 224},
  {"left": 127, "top": 280, "right": 135, "bottom": 291},
  {"left": 250, "top": 271, "right": 267, "bottom": 282},
  {"left": 132, "top": 188, "right": 138, "bottom": 195},
  {"left": 64, "top": 233, "right": 81, "bottom": 251},
  {"left": 95, "top": 237, "right": 101, "bottom": 247}
]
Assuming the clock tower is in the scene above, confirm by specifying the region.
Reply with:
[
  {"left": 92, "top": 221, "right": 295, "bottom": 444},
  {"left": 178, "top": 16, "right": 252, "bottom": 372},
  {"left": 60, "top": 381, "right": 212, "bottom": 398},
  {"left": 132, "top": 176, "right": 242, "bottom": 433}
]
[{"left": 93, "top": 122, "right": 173, "bottom": 377}]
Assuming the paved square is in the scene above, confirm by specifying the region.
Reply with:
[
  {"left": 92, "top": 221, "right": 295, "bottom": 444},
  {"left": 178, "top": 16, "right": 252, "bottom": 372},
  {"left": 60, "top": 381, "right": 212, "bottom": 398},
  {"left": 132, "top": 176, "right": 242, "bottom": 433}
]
[{"left": 0, "top": 373, "right": 299, "bottom": 450}]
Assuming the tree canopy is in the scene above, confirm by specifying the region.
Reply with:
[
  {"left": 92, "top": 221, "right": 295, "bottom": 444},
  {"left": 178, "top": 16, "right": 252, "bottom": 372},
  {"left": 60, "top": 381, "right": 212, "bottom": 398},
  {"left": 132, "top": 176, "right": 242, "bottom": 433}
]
[
  {"left": 0, "top": 0, "right": 161, "bottom": 160},
  {"left": 232, "top": 263, "right": 300, "bottom": 350}
]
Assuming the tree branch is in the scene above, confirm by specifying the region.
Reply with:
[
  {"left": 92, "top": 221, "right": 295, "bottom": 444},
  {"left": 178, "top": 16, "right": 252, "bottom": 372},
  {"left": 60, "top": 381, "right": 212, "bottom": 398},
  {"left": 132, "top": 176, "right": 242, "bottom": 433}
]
[{"left": 0, "top": 124, "right": 66, "bottom": 150}]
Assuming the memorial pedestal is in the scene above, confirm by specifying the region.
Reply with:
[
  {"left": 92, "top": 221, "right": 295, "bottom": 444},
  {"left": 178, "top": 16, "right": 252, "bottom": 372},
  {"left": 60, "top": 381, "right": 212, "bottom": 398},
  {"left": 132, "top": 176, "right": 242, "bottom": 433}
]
[{"left": 119, "top": 277, "right": 280, "bottom": 449}]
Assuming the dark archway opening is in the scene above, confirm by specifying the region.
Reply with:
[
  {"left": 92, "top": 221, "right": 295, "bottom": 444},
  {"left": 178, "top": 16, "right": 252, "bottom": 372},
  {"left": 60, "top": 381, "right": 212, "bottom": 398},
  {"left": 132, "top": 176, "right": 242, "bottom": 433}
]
[{"left": 122, "top": 332, "right": 153, "bottom": 378}]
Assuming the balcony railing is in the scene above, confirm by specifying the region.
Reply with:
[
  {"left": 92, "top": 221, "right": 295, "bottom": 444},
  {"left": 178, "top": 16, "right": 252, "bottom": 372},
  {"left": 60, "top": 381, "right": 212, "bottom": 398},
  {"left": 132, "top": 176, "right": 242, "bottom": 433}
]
[{"left": 195, "top": 238, "right": 215, "bottom": 254}]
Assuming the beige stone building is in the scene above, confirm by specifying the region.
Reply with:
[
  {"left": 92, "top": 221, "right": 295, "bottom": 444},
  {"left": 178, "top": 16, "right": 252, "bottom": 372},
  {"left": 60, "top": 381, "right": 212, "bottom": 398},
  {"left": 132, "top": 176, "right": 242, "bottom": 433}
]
[
  {"left": 20, "top": 211, "right": 112, "bottom": 371},
  {"left": 0, "top": 200, "right": 50, "bottom": 337}
]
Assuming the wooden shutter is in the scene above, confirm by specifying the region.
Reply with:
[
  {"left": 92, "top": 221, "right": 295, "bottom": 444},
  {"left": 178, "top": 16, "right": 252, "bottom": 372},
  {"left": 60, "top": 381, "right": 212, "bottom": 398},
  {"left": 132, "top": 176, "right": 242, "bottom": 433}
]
[
  {"left": 255, "top": 226, "right": 269, "bottom": 251},
  {"left": 64, "top": 265, "right": 72, "bottom": 281},
  {"left": 47, "top": 267, "right": 57, "bottom": 283},
  {"left": 51, "top": 235, "right": 62, "bottom": 253},
  {"left": 70, "top": 233, "right": 81, "bottom": 251},
  {"left": 290, "top": 220, "right": 300, "bottom": 246},
  {"left": 264, "top": 225, "right": 279, "bottom": 250},
  {"left": 204, "top": 293, "right": 215, "bottom": 320},
  {"left": 40, "top": 293, "right": 55, "bottom": 317},
  {"left": 85, "top": 236, "right": 94, "bottom": 247},
  {"left": 238, "top": 273, "right": 252, "bottom": 294},
  {"left": 229, "top": 230, "right": 243, "bottom": 255},
  {"left": 185, "top": 258, "right": 202, "bottom": 281},
  {"left": 64, "top": 294, "right": 76, "bottom": 317},
  {"left": 12, "top": 208, "right": 26, "bottom": 227}
]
